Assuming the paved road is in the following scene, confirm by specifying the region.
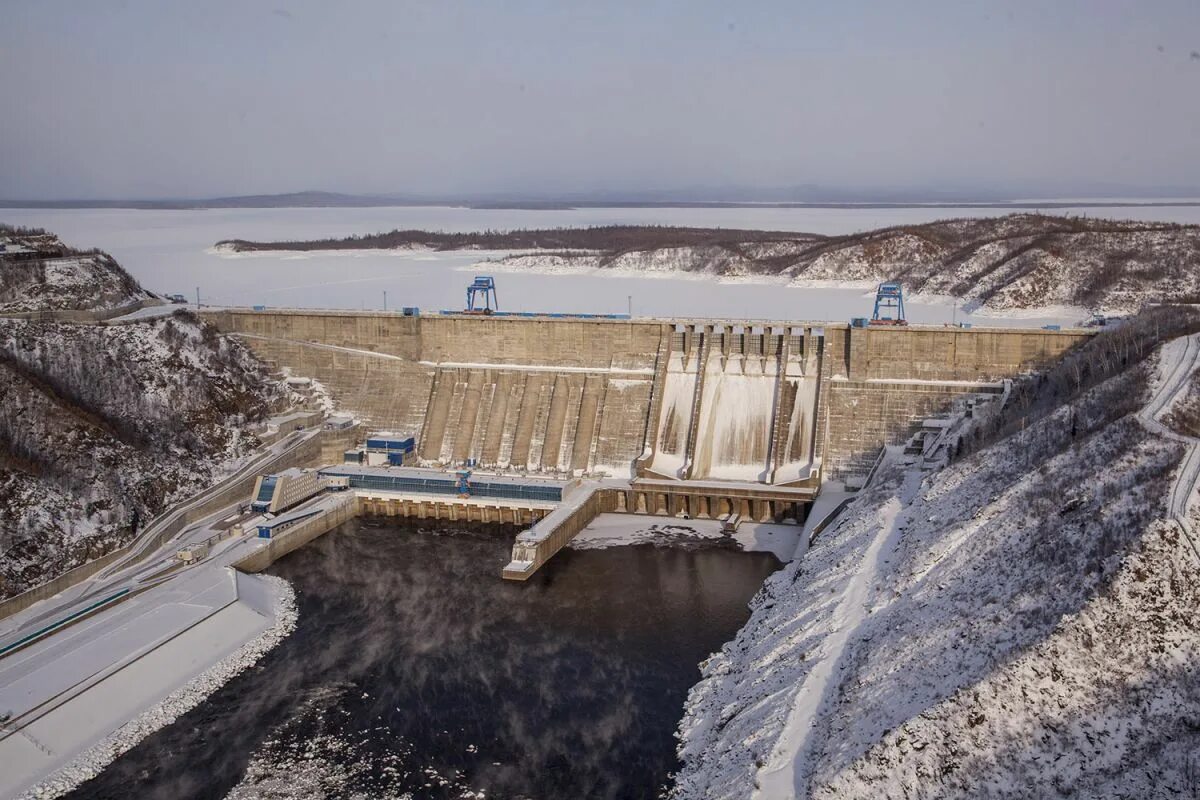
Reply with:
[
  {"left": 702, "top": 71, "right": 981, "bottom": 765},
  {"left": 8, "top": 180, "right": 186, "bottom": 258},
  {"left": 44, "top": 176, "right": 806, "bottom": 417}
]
[
  {"left": 1136, "top": 333, "right": 1200, "bottom": 564},
  {"left": 0, "top": 426, "right": 321, "bottom": 647}
]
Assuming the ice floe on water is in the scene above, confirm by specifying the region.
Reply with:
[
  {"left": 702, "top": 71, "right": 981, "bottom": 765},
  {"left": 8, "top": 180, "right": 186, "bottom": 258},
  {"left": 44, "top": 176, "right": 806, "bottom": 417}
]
[
  {"left": 569, "top": 513, "right": 805, "bottom": 562},
  {"left": 223, "top": 681, "right": 488, "bottom": 800}
]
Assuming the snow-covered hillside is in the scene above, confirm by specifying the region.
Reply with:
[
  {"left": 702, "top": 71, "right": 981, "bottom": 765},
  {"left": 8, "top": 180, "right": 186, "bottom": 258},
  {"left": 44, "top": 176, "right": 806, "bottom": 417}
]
[
  {"left": 0, "top": 312, "right": 285, "bottom": 599},
  {"left": 674, "top": 306, "right": 1200, "bottom": 799},
  {"left": 483, "top": 215, "right": 1200, "bottom": 314},
  {"left": 0, "top": 255, "right": 150, "bottom": 314},
  {"left": 1, "top": 228, "right": 152, "bottom": 314}
]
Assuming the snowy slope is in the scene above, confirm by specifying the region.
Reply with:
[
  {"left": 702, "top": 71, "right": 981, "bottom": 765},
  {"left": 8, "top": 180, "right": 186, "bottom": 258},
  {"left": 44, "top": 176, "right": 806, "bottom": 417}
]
[
  {"left": 673, "top": 312, "right": 1200, "bottom": 799},
  {"left": 0, "top": 253, "right": 150, "bottom": 313},
  {"left": 0, "top": 312, "right": 285, "bottom": 599},
  {"left": 482, "top": 215, "right": 1200, "bottom": 314}
]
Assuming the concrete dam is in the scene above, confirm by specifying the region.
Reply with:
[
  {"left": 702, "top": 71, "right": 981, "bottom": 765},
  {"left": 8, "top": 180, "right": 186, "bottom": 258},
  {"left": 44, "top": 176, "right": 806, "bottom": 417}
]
[
  {"left": 207, "top": 310, "right": 1089, "bottom": 504},
  {"left": 197, "top": 308, "right": 1095, "bottom": 579}
]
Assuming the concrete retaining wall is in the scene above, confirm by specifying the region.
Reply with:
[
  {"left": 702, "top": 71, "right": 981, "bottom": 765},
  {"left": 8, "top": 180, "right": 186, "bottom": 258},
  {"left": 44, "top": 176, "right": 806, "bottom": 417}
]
[
  {"left": 0, "top": 297, "right": 164, "bottom": 323},
  {"left": 0, "top": 550, "right": 128, "bottom": 622},
  {"left": 823, "top": 380, "right": 1006, "bottom": 479},
  {"left": 207, "top": 309, "right": 665, "bottom": 366},
  {"left": 232, "top": 495, "right": 359, "bottom": 573},
  {"left": 205, "top": 309, "right": 425, "bottom": 359},
  {"left": 827, "top": 324, "right": 1090, "bottom": 381},
  {"left": 227, "top": 334, "right": 435, "bottom": 434},
  {"left": 503, "top": 486, "right": 621, "bottom": 580},
  {"left": 209, "top": 312, "right": 663, "bottom": 473}
]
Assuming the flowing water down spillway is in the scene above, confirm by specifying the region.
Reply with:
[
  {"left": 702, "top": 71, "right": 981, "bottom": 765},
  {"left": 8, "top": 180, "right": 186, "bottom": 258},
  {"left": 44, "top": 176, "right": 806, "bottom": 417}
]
[
  {"left": 774, "top": 370, "right": 821, "bottom": 484},
  {"left": 692, "top": 355, "right": 777, "bottom": 482},
  {"left": 66, "top": 519, "right": 779, "bottom": 800},
  {"left": 649, "top": 362, "right": 698, "bottom": 478},
  {"left": 646, "top": 329, "right": 821, "bottom": 485}
]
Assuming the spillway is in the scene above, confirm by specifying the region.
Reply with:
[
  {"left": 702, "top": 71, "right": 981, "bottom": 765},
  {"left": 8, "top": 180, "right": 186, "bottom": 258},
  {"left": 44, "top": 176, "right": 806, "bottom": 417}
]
[
  {"left": 648, "top": 359, "right": 698, "bottom": 479},
  {"left": 691, "top": 353, "right": 776, "bottom": 482}
]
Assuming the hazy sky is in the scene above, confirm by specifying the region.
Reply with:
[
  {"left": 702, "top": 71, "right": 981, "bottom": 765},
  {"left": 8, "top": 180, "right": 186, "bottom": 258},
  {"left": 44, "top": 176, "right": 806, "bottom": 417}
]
[{"left": 2, "top": 0, "right": 1199, "bottom": 200}]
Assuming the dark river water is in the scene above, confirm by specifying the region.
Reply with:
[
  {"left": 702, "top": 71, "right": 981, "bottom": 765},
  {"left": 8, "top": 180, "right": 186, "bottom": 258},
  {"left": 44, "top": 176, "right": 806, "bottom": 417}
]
[{"left": 67, "top": 518, "right": 779, "bottom": 799}]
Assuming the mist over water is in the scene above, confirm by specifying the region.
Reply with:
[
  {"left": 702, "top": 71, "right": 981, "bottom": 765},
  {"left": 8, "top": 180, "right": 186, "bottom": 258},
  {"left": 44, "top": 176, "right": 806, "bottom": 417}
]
[{"left": 67, "top": 518, "right": 779, "bottom": 799}]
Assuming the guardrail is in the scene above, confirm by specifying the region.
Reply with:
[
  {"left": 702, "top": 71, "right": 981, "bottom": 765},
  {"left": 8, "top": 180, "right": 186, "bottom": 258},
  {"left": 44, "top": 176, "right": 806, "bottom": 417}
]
[
  {"left": 0, "top": 588, "right": 131, "bottom": 659},
  {"left": 0, "top": 297, "right": 164, "bottom": 323}
]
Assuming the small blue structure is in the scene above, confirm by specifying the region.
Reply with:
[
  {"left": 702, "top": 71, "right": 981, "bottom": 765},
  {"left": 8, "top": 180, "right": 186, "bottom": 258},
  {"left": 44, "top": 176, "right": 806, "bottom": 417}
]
[
  {"left": 318, "top": 466, "right": 565, "bottom": 503},
  {"left": 851, "top": 317, "right": 870, "bottom": 328},
  {"left": 402, "top": 307, "right": 420, "bottom": 316},
  {"left": 257, "top": 509, "right": 322, "bottom": 538},
  {"left": 365, "top": 435, "right": 415, "bottom": 453},
  {"left": 870, "top": 282, "right": 907, "bottom": 326},
  {"left": 466, "top": 276, "right": 498, "bottom": 313},
  {"left": 455, "top": 469, "right": 472, "bottom": 497},
  {"left": 250, "top": 475, "right": 279, "bottom": 513}
]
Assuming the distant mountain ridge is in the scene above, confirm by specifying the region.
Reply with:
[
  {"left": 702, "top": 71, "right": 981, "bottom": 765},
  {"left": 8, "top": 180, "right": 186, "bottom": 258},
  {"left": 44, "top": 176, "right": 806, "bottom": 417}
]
[{"left": 5, "top": 188, "right": 1200, "bottom": 211}]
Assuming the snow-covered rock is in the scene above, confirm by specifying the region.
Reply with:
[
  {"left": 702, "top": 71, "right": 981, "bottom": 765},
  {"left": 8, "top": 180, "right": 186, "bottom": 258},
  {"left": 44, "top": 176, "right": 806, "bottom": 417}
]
[
  {"left": 673, "top": 308, "right": 1200, "bottom": 799},
  {"left": 0, "top": 228, "right": 151, "bottom": 313}
]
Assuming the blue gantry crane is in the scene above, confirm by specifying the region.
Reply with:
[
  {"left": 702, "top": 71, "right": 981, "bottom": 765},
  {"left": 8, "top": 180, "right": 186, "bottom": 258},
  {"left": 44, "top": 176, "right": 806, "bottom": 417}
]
[
  {"left": 870, "top": 282, "right": 908, "bottom": 326},
  {"left": 466, "top": 276, "right": 498, "bottom": 314}
]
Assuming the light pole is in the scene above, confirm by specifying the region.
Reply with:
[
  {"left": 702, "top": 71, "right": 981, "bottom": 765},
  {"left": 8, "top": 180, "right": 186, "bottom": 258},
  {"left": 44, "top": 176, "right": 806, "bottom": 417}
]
[
  {"left": 195, "top": 286, "right": 200, "bottom": 309},
  {"left": 627, "top": 294, "right": 632, "bottom": 318},
  {"left": 383, "top": 290, "right": 387, "bottom": 312}
]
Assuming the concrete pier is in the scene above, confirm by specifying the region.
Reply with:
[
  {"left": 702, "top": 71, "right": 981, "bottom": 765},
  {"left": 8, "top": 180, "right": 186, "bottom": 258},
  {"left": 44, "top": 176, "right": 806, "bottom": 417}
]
[
  {"left": 503, "top": 485, "right": 622, "bottom": 580},
  {"left": 497, "top": 476, "right": 818, "bottom": 580},
  {"left": 232, "top": 494, "right": 359, "bottom": 573}
]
